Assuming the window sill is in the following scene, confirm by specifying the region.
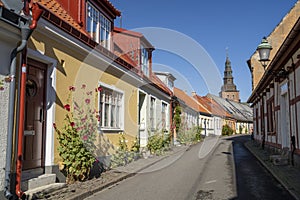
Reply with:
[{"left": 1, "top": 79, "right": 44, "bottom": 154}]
[{"left": 100, "top": 128, "right": 123, "bottom": 133}]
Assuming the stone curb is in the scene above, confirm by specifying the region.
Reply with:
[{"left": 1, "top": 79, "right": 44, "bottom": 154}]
[
  {"left": 229, "top": 139, "right": 237, "bottom": 198},
  {"left": 244, "top": 141, "right": 300, "bottom": 200},
  {"left": 67, "top": 146, "right": 189, "bottom": 200}
]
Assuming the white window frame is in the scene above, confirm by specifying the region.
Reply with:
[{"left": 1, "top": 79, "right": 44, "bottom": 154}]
[
  {"left": 86, "top": 2, "right": 111, "bottom": 49},
  {"left": 98, "top": 82, "right": 124, "bottom": 131},
  {"left": 141, "top": 45, "right": 149, "bottom": 76},
  {"left": 161, "top": 102, "right": 168, "bottom": 130},
  {"left": 150, "top": 96, "right": 156, "bottom": 130}
]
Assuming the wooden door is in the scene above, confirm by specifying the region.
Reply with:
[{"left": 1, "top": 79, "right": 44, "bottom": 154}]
[{"left": 23, "top": 59, "right": 47, "bottom": 170}]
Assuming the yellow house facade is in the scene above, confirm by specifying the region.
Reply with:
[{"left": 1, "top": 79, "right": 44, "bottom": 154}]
[{"left": 25, "top": 14, "right": 141, "bottom": 172}]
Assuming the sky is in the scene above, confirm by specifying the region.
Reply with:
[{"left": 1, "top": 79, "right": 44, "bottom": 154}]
[{"left": 110, "top": 0, "right": 298, "bottom": 102}]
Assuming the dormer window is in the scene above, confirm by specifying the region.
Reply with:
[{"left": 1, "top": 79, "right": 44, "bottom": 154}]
[
  {"left": 167, "top": 79, "right": 174, "bottom": 90},
  {"left": 141, "top": 45, "right": 149, "bottom": 76},
  {"left": 87, "top": 2, "right": 111, "bottom": 49}
]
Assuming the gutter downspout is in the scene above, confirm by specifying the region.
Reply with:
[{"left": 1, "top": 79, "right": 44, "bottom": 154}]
[
  {"left": 15, "top": 3, "right": 43, "bottom": 199},
  {"left": 4, "top": 23, "right": 29, "bottom": 200},
  {"left": 4, "top": 2, "right": 43, "bottom": 199}
]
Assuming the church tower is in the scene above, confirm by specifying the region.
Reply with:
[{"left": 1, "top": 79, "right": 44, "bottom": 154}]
[{"left": 219, "top": 55, "right": 240, "bottom": 102}]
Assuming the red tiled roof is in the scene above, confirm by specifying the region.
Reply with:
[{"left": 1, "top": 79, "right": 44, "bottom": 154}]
[
  {"left": 114, "top": 51, "right": 137, "bottom": 67},
  {"left": 114, "top": 27, "right": 143, "bottom": 37},
  {"left": 194, "top": 95, "right": 231, "bottom": 118},
  {"left": 37, "top": 0, "right": 88, "bottom": 35},
  {"left": 114, "top": 27, "right": 155, "bottom": 50},
  {"left": 151, "top": 73, "right": 172, "bottom": 95},
  {"left": 100, "top": 0, "right": 121, "bottom": 17},
  {"left": 174, "top": 87, "right": 201, "bottom": 112},
  {"left": 34, "top": 0, "right": 139, "bottom": 74}
]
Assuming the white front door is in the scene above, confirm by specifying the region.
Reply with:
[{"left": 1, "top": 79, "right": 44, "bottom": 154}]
[
  {"left": 139, "top": 92, "right": 147, "bottom": 147},
  {"left": 280, "top": 92, "right": 290, "bottom": 148}
]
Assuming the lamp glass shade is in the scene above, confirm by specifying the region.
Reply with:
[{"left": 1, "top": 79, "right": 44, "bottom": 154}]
[
  {"left": 257, "top": 37, "right": 272, "bottom": 68},
  {"left": 258, "top": 48, "right": 271, "bottom": 62}
]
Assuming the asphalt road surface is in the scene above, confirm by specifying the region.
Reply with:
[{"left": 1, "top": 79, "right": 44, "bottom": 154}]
[
  {"left": 231, "top": 135, "right": 295, "bottom": 200},
  {"left": 85, "top": 135, "right": 295, "bottom": 200},
  {"left": 85, "top": 136, "right": 235, "bottom": 200}
]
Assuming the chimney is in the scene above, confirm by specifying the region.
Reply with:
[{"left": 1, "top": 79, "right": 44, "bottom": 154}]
[{"left": 191, "top": 91, "right": 197, "bottom": 97}]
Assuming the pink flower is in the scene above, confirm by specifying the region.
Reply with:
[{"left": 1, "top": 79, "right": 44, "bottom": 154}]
[
  {"left": 81, "top": 116, "right": 87, "bottom": 122},
  {"left": 64, "top": 104, "right": 71, "bottom": 112},
  {"left": 96, "top": 115, "right": 101, "bottom": 122},
  {"left": 81, "top": 84, "right": 86, "bottom": 89},
  {"left": 95, "top": 86, "right": 103, "bottom": 92},
  {"left": 82, "top": 135, "right": 88, "bottom": 141},
  {"left": 0, "top": 87, "right": 4, "bottom": 91},
  {"left": 85, "top": 98, "right": 90, "bottom": 104},
  {"left": 69, "top": 86, "right": 75, "bottom": 91},
  {"left": 70, "top": 122, "right": 75, "bottom": 127}
]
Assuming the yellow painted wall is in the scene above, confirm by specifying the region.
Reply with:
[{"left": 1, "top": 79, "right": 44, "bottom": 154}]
[{"left": 28, "top": 29, "right": 139, "bottom": 164}]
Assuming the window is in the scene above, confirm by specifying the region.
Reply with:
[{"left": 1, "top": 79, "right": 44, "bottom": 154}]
[
  {"left": 141, "top": 45, "right": 149, "bottom": 76},
  {"left": 167, "top": 79, "right": 173, "bottom": 90},
  {"left": 260, "top": 102, "right": 264, "bottom": 135},
  {"left": 150, "top": 97, "right": 155, "bottom": 129},
  {"left": 100, "top": 14, "right": 111, "bottom": 48},
  {"left": 99, "top": 85, "right": 123, "bottom": 130},
  {"left": 255, "top": 108, "right": 259, "bottom": 135},
  {"left": 267, "top": 97, "right": 275, "bottom": 134},
  {"left": 162, "top": 102, "right": 167, "bottom": 129},
  {"left": 86, "top": 2, "right": 111, "bottom": 49}
]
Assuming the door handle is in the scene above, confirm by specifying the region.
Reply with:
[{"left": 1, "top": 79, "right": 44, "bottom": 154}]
[{"left": 39, "top": 108, "right": 44, "bottom": 122}]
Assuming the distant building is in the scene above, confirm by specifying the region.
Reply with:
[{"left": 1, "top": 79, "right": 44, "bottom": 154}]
[{"left": 219, "top": 56, "right": 240, "bottom": 102}]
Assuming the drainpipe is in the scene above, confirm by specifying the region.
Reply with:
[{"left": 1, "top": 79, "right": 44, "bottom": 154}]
[
  {"left": 15, "top": 51, "right": 28, "bottom": 200},
  {"left": 4, "top": 2, "right": 43, "bottom": 199},
  {"left": 4, "top": 23, "right": 30, "bottom": 200},
  {"left": 15, "top": 3, "right": 43, "bottom": 199}
]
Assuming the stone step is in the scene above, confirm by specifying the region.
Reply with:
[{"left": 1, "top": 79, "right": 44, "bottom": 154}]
[
  {"left": 22, "top": 174, "right": 56, "bottom": 191},
  {"left": 24, "top": 183, "right": 66, "bottom": 200}
]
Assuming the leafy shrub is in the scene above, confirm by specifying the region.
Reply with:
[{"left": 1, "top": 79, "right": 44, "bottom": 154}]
[
  {"left": 110, "top": 133, "right": 140, "bottom": 168},
  {"left": 173, "top": 106, "right": 182, "bottom": 132},
  {"left": 177, "top": 125, "right": 202, "bottom": 144},
  {"left": 53, "top": 85, "right": 100, "bottom": 183},
  {"left": 194, "top": 126, "right": 203, "bottom": 142},
  {"left": 147, "top": 131, "right": 170, "bottom": 155},
  {"left": 222, "top": 124, "right": 234, "bottom": 136}
]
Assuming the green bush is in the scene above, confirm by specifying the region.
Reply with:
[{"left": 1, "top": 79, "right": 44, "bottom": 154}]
[
  {"left": 222, "top": 124, "right": 234, "bottom": 136},
  {"left": 55, "top": 115, "right": 95, "bottom": 183},
  {"left": 54, "top": 85, "right": 100, "bottom": 183},
  {"left": 110, "top": 133, "right": 140, "bottom": 168},
  {"left": 177, "top": 125, "right": 202, "bottom": 144},
  {"left": 147, "top": 131, "right": 170, "bottom": 155},
  {"left": 173, "top": 106, "right": 182, "bottom": 132}
]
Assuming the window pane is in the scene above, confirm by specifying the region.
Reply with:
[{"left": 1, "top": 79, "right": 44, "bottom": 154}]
[
  {"left": 100, "top": 14, "right": 111, "bottom": 49},
  {"left": 105, "top": 103, "right": 109, "bottom": 127},
  {"left": 141, "top": 46, "right": 149, "bottom": 76},
  {"left": 116, "top": 106, "right": 120, "bottom": 128},
  {"left": 98, "top": 85, "right": 123, "bottom": 130},
  {"left": 111, "top": 105, "right": 115, "bottom": 127}
]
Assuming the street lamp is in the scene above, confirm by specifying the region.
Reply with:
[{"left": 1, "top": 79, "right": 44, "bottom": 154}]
[
  {"left": 256, "top": 37, "right": 273, "bottom": 150},
  {"left": 257, "top": 37, "right": 272, "bottom": 69}
]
